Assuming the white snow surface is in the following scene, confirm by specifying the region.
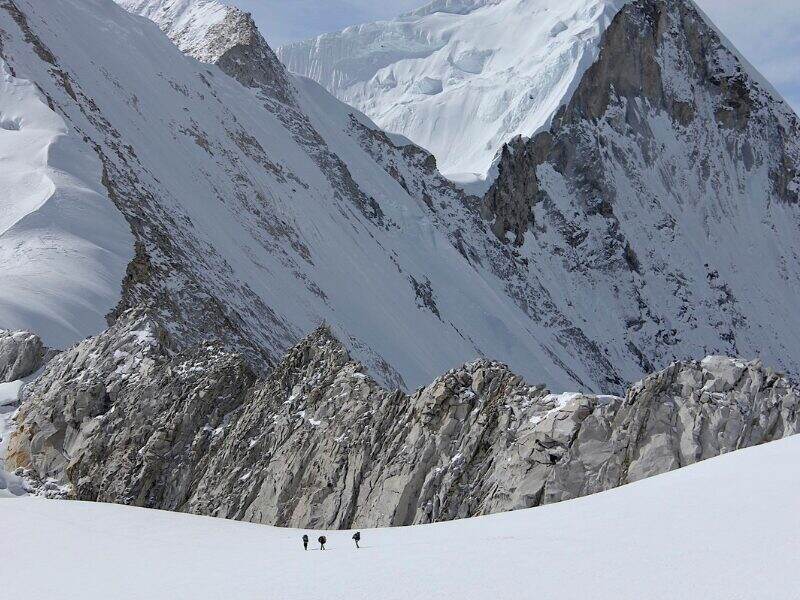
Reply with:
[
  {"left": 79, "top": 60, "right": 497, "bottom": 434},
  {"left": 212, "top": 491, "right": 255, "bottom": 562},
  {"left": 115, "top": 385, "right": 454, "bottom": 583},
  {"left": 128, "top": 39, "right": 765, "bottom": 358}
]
[
  {"left": 0, "top": 59, "right": 134, "bottom": 350},
  {"left": 278, "top": 0, "right": 630, "bottom": 180},
  {"left": 2, "top": 435, "right": 800, "bottom": 598}
]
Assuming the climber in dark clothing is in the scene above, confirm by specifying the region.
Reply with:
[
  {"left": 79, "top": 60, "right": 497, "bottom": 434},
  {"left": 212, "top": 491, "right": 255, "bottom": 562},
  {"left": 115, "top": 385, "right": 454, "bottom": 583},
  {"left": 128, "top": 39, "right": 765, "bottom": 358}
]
[
  {"left": 302, "top": 534, "right": 309, "bottom": 551},
  {"left": 318, "top": 535, "right": 327, "bottom": 550},
  {"left": 352, "top": 531, "right": 361, "bottom": 549}
]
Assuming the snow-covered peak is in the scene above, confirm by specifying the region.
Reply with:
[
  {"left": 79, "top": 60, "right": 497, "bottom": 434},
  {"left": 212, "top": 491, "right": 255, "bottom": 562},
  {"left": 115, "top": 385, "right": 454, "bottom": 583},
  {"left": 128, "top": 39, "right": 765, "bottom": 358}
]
[
  {"left": 117, "top": 0, "right": 233, "bottom": 62},
  {"left": 8, "top": 0, "right": 644, "bottom": 392},
  {"left": 117, "top": 0, "right": 296, "bottom": 104},
  {"left": 5, "top": 0, "right": 800, "bottom": 397},
  {"left": 278, "top": 0, "right": 630, "bottom": 181}
]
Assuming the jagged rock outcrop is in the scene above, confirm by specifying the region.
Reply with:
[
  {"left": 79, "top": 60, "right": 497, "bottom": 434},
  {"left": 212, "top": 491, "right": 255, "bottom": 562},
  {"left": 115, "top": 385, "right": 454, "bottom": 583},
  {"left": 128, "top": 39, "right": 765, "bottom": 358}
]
[
  {"left": 0, "top": 330, "right": 47, "bottom": 382},
  {"left": 9, "top": 314, "right": 797, "bottom": 528},
  {"left": 197, "top": 8, "right": 295, "bottom": 106},
  {"left": 6, "top": 309, "right": 256, "bottom": 502}
]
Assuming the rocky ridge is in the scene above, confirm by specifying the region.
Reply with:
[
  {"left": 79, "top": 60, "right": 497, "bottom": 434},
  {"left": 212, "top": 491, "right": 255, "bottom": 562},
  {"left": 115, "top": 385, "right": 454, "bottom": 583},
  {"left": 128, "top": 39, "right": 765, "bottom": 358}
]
[
  {"left": 118, "top": 0, "right": 295, "bottom": 105},
  {"left": 8, "top": 309, "right": 797, "bottom": 528},
  {"left": 0, "top": 329, "right": 51, "bottom": 497}
]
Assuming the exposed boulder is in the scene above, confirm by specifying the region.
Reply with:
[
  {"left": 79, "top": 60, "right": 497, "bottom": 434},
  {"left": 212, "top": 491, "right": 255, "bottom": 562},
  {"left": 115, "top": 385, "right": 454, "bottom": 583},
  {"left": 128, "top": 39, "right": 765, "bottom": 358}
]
[
  {"left": 8, "top": 315, "right": 797, "bottom": 528},
  {"left": 0, "top": 330, "right": 48, "bottom": 382}
]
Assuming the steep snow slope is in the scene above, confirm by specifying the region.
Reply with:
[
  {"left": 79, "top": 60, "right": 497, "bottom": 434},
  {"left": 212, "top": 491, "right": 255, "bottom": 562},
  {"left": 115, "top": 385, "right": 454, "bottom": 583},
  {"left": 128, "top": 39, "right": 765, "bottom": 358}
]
[
  {"left": 0, "top": 54, "right": 134, "bottom": 349},
  {"left": 3, "top": 435, "right": 800, "bottom": 598},
  {"left": 278, "top": 0, "right": 630, "bottom": 181},
  {"left": 1, "top": 0, "right": 628, "bottom": 391}
]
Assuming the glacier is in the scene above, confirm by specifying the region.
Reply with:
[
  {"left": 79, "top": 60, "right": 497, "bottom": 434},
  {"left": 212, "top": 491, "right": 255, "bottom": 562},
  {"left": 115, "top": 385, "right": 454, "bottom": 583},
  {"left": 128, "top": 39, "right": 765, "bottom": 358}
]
[{"left": 278, "top": 0, "right": 631, "bottom": 182}]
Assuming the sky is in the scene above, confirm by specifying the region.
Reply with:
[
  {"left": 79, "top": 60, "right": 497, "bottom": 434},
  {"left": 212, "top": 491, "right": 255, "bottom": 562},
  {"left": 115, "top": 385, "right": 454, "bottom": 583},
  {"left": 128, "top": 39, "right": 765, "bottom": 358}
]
[{"left": 236, "top": 0, "right": 800, "bottom": 112}]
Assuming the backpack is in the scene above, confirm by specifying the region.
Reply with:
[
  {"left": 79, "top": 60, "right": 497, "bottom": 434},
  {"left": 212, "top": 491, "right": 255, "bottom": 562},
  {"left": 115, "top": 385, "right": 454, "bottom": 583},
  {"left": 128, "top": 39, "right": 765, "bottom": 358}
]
[
  {"left": 302, "top": 535, "right": 308, "bottom": 542},
  {"left": 352, "top": 532, "right": 361, "bottom": 541},
  {"left": 318, "top": 536, "right": 327, "bottom": 544}
]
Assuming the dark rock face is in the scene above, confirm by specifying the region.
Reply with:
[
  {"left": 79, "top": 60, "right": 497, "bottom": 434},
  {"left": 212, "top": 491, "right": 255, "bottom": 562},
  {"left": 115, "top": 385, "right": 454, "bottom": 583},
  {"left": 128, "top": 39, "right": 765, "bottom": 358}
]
[
  {"left": 482, "top": 135, "right": 549, "bottom": 245},
  {"left": 9, "top": 313, "right": 797, "bottom": 528}
]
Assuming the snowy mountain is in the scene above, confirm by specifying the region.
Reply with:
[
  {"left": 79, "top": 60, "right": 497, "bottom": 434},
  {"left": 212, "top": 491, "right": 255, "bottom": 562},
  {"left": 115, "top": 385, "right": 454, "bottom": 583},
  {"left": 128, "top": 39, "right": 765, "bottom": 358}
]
[
  {"left": 277, "top": 0, "right": 629, "bottom": 183},
  {"left": 1, "top": 0, "right": 620, "bottom": 392},
  {"left": 5, "top": 435, "right": 800, "bottom": 599},
  {"left": 3, "top": 0, "right": 800, "bottom": 567},
  {"left": 482, "top": 0, "right": 800, "bottom": 383},
  {"left": 2, "top": 0, "right": 800, "bottom": 396}
]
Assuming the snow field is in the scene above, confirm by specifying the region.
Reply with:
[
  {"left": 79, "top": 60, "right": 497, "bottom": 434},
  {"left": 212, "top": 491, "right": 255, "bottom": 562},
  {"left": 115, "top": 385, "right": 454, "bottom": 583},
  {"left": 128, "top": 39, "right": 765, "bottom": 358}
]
[
  {"left": 2, "top": 435, "right": 800, "bottom": 599},
  {"left": 0, "top": 57, "right": 134, "bottom": 350}
]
